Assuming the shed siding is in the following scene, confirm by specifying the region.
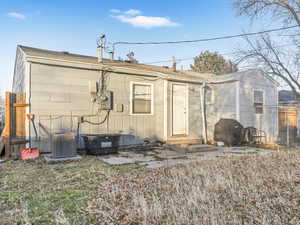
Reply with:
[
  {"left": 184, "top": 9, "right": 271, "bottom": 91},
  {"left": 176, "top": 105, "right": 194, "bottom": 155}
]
[
  {"left": 238, "top": 71, "right": 278, "bottom": 142},
  {"left": 29, "top": 63, "right": 164, "bottom": 152},
  {"left": 12, "top": 48, "right": 27, "bottom": 93},
  {"left": 206, "top": 82, "right": 237, "bottom": 140}
]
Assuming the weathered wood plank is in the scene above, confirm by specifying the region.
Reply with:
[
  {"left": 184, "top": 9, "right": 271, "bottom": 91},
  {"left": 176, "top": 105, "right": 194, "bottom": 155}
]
[
  {"left": 3, "top": 92, "right": 12, "bottom": 137},
  {"left": 16, "top": 93, "right": 26, "bottom": 137},
  {"left": 13, "top": 103, "right": 30, "bottom": 107},
  {"left": 166, "top": 139, "right": 202, "bottom": 145}
]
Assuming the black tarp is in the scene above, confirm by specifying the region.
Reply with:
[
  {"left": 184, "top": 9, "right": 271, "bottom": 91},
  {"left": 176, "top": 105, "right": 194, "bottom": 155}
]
[{"left": 214, "top": 119, "right": 244, "bottom": 146}]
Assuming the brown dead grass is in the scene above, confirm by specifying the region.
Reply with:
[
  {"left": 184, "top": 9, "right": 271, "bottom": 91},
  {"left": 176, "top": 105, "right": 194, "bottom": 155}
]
[
  {"left": 0, "top": 151, "right": 300, "bottom": 225},
  {"left": 88, "top": 151, "right": 300, "bottom": 225}
]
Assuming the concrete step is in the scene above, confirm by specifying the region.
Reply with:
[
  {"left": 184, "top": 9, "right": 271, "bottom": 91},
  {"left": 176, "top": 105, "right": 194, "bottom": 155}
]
[
  {"left": 165, "top": 144, "right": 219, "bottom": 153},
  {"left": 187, "top": 144, "right": 219, "bottom": 153}
]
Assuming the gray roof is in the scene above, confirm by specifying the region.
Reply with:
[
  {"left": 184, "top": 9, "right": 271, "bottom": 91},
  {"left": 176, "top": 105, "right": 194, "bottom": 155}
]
[
  {"left": 22, "top": 45, "right": 269, "bottom": 85},
  {"left": 19, "top": 45, "right": 220, "bottom": 83},
  {"left": 19, "top": 45, "right": 99, "bottom": 64}
]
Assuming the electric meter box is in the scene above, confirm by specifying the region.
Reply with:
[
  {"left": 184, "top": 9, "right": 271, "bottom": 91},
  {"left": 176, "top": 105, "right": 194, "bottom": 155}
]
[{"left": 99, "top": 91, "right": 113, "bottom": 110}]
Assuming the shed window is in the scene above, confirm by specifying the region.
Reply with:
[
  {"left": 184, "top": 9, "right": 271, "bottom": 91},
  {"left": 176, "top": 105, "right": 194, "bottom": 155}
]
[
  {"left": 131, "top": 83, "right": 152, "bottom": 114},
  {"left": 254, "top": 90, "right": 264, "bottom": 114}
]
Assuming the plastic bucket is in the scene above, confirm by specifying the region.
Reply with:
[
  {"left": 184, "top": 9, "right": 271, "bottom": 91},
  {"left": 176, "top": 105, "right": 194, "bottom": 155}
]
[{"left": 20, "top": 148, "right": 40, "bottom": 160}]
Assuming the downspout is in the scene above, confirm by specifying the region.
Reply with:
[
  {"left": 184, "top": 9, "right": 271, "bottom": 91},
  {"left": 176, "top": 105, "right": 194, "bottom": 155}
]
[
  {"left": 236, "top": 81, "right": 240, "bottom": 122},
  {"left": 201, "top": 82, "right": 208, "bottom": 144}
]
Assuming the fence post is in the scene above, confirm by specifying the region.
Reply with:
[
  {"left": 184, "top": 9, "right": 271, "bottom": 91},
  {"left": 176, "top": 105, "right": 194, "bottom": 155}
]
[{"left": 286, "top": 111, "right": 289, "bottom": 147}]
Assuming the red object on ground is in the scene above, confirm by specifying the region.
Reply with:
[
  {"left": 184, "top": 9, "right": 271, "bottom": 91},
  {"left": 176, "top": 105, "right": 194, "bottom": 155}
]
[
  {"left": 26, "top": 114, "right": 35, "bottom": 121},
  {"left": 20, "top": 148, "right": 40, "bottom": 160}
]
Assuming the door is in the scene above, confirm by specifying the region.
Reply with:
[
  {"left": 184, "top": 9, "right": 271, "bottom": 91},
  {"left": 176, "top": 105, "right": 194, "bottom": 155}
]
[
  {"left": 172, "top": 84, "right": 187, "bottom": 136},
  {"left": 278, "top": 107, "right": 297, "bottom": 145}
]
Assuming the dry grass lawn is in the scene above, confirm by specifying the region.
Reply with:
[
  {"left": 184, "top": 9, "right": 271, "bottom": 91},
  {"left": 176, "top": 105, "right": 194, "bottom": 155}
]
[{"left": 0, "top": 150, "right": 300, "bottom": 225}]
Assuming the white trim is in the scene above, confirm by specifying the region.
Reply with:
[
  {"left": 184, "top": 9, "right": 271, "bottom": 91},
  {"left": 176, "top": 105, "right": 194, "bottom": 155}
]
[
  {"left": 200, "top": 83, "right": 207, "bottom": 143},
  {"left": 163, "top": 80, "right": 168, "bottom": 140},
  {"left": 171, "top": 82, "right": 189, "bottom": 136},
  {"left": 27, "top": 55, "right": 100, "bottom": 67},
  {"left": 236, "top": 81, "right": 240, "bottom": 121},
  {"left": 129, "top": 81, "right": 154, "bottom": 116}
]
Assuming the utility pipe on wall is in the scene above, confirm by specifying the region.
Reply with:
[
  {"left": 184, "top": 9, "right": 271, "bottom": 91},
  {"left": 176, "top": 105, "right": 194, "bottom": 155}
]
[{"left": 201, "top": 82, "right": 208, "bottom": 144}]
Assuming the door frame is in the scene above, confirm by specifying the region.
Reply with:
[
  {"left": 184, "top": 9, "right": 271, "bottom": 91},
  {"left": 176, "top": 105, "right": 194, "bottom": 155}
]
[{"left": 171, "top": 83, "right": 189, "bottom": 137}]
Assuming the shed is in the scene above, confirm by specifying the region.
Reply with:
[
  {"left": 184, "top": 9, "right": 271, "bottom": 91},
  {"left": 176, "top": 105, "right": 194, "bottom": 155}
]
[{"left": 205, "top": 70, "right": 279, "bottom": 144}]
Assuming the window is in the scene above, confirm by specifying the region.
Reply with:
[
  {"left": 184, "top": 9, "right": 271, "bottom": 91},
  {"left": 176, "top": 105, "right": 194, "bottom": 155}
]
[
  {"left": 131, "top": 83, "right": 153, "bottom": 114},
  {"left": 254, "top": 90, "right": 264, "bottom": 114},
  {"left": 205, "top": 86, "right": 213, "bottom": 104}
]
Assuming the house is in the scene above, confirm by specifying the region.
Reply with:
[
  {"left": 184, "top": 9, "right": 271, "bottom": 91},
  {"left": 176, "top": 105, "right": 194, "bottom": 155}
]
[{"left": 11, "top": 45, "right": 279, "bottom": 152}]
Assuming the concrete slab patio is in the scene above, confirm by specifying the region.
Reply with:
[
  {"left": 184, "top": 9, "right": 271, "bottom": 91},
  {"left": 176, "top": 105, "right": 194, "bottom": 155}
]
[{"left": 98, "top": 145, "right": 274, "bottom": 168}]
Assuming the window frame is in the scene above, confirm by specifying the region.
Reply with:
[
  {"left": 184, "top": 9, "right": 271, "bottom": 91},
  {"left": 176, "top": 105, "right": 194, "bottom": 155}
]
[
  {"left": 130, "top": 82, "right": 154, "bottom": 115},
  {"left": 253, "top": 89, "right": 265, "bottom": 114}
]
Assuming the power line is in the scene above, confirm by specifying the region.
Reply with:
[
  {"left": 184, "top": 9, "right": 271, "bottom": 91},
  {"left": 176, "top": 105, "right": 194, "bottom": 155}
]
[
  {"left": 142, "top": 43, "right": 295, "bottom": 65},
  {"left": 113, "top": 25, "right": 299, "bottom": 47}
]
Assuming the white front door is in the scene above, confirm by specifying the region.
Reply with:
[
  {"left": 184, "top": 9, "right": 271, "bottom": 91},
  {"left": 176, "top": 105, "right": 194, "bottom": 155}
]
[{"left": 172, "top": 84, "right": 187, "bottom": 136}]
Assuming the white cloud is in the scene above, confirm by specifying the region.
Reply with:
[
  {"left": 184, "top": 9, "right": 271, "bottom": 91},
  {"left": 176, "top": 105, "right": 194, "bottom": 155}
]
[
  {"left": 110, "top": 9, "right": 121, "bottom": 14},
  {"left": 7, "top": 12, "right": 26, "bottom": 20},
  {"left": 110, "top": 9, "right": 180, "bottom": 28},
  {"left": 113, "top": 15, "right": 180, "bottom": 28},
  {"left": 124, "top": 9, "right": 141, "bottom": 16}
]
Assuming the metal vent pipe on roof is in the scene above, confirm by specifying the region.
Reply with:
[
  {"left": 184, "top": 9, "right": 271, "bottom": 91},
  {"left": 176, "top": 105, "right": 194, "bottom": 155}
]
[
  {"left": 108, "top": 51, "right": 114, "bottom": 60},
  {"left": 172, "top": 56, "right": 177, "bottom": 72}
]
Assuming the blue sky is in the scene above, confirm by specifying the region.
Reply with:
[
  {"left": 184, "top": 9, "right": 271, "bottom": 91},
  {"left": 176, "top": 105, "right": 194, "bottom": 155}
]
[{"left": 0, "top": 0, "right": 272, "bottom": 96}]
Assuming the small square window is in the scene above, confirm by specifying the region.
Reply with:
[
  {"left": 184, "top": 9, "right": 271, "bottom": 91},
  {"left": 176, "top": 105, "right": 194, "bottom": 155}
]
[{"left": 131, "top": 83, "right": 152, "bottom": 114}]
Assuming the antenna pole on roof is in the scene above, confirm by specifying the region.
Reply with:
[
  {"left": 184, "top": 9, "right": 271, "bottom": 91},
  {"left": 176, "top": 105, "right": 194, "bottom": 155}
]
[{"left": 97, "top": 34, "right": 106, "bottom": 63}]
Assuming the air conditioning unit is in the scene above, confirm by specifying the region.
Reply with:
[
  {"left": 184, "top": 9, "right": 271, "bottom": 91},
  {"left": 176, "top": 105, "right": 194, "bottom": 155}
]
[
  {"left": 51, "top": 133, "right": 77, "bottom": 158},
  {"left": 82, "top": 134, "right": 120, "bottom": 155}
]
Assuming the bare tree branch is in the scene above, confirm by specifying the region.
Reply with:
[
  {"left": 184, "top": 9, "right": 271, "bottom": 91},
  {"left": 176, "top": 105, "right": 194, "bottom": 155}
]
[
  {"left": 234, "top": 0, "right": 300, "bottom": 25},
  {"left": 234, "top": 0, "right": 300, "bottom": 98},
  {"left": 237, "top": 34, "right": 300, "bottom": 98}
]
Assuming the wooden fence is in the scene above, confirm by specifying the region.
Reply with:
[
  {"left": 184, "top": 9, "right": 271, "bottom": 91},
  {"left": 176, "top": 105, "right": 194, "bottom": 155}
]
[
  {"left": 278, "top": 106, "right": 298, "bottom": 146},
  {"left": 0, "top": 92, "right": 28, "bottom": 159}
]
